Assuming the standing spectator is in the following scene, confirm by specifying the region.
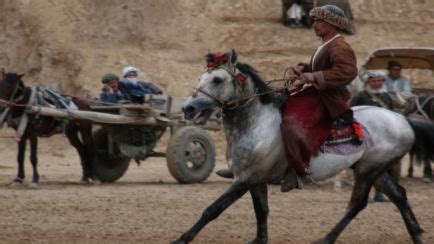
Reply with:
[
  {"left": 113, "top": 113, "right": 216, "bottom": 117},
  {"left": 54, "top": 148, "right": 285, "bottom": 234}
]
[{"left": 281, "top": 0, "right": 355, "bottom": 34}]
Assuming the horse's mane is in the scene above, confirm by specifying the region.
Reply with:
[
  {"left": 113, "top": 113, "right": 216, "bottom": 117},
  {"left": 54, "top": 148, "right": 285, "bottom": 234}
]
[{"left": 236, "top": 62, "right": 286, "bottom": 106}]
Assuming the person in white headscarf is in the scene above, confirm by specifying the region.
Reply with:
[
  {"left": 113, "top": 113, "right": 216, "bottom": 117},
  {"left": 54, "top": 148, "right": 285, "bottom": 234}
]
[
  {"left": 118, "top": 66, "right": 163, "bottom": 103},
  {"left": 350, "top": 71, "right": 400, "bottom": 203}
]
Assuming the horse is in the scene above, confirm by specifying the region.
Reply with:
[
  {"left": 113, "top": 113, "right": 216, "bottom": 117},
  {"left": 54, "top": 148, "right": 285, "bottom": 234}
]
[
  {"left": 404, "top": 94, "right": 434, "bottom": 181},
  {"left": 0, "top": 72, "right": 95, "bottom": 186},
  {"left": 172, "top": 50, "right": 433, "bottom": 244}
]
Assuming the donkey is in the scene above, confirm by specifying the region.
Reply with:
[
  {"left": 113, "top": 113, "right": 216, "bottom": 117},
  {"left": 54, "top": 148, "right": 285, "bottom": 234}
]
[
  {"left": 172, "top": 50, "right": 432, "bottom": 244},
  {"left": 404, "top": 94, "right": 434, "bottom": 181},
  {"left": 0, "top": 73, "right": 95, "bottom": 186}
]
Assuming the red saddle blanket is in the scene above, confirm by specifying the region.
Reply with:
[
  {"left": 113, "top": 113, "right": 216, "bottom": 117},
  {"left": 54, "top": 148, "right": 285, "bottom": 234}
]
[
  {"left": 281, "top": 87, "right": 363, "bottom": 175},
  {"left": 281, "top": 87, "right": 331, "bottom": 174}
]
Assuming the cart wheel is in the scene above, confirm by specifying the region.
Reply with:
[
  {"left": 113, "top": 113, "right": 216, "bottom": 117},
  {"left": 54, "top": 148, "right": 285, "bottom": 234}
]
[
  {"left": 93, "top": 127, "right": 131, "bottom": 183},
  {"left": 166, "top": 126, "right": 216, "bottom": 183}
]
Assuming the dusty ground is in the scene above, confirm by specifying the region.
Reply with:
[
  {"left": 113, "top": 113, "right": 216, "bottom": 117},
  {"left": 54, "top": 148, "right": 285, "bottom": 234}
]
[
  {"left": 0, "top": 129, "right": 433, "bottom": 244},
  {"left": 1, "top": 1, "right": 434, "bottom": 243}
]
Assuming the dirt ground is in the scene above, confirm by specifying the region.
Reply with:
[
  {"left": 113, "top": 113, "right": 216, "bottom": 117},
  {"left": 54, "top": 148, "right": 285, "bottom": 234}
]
[{"left": 0, "top": 129, "right": 433, "bottom": 244}]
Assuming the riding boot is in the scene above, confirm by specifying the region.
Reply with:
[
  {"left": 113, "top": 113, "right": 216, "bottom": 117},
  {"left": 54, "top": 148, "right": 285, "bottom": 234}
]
[
  {"left": 281, "top": 168, "right": 304, "bottom": 192},
  {"left": 216, "top": 169, "right": 234, "bottom": 179}
]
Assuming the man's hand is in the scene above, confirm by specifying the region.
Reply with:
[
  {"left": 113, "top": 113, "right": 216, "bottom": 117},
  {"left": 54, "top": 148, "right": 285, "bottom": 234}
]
[
  {"left": 299, "top": 73, "right": 315, "bottom": 84},
  {"left": 291, "top": 68, "right": 316, "bottom": 84},
  {"left": 104, "top": 84, "right": 114, "bottom": 93}
]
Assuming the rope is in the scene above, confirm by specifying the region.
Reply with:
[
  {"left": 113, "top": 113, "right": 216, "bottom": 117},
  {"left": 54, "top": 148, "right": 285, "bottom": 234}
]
[
  {"left": 0, "top": 98, "right": 27, "bottom": 107},
  {"left": 407, "top": 48, "right": 414, "bottom": 84},
  {"left": 414, "top": 96, "right": 430, "bottom": 120}
]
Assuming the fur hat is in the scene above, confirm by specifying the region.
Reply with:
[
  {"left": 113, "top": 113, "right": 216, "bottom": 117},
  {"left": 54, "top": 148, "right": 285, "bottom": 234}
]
[
  {"left": 309, "top": 5, "right": 349, "bottom": 30},
  {"left": 122, "top": 66, "right": 139, "bottom": 78},
  {"left": 101, "top": 73, "right": 119, "bottom": 83}
]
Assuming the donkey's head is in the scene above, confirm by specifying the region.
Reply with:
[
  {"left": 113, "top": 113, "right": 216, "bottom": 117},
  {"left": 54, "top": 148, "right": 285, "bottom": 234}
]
[
  {"left": 182, "top": 50, "right": 258, "bottom": 124},
  {"left": 0, "top": 72, "right": 25, "bottom": 101}
]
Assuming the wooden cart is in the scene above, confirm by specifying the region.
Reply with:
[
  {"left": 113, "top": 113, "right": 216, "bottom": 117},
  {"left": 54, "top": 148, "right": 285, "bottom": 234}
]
[{"left": 27, "top": 94, "right": 221, "bottom": 183}]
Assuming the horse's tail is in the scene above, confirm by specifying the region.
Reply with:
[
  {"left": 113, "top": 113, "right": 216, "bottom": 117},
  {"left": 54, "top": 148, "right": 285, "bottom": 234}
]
[{"left": 407, "top": 117, "right": 434, "bottom": 164}]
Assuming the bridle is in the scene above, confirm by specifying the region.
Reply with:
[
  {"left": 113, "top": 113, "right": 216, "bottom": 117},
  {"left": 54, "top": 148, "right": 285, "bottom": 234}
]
[
  {"left": 1, "top": 77, "right": 26, "bottom": 106},
  {"left": 191, "top": 64, "right": 309, "bottom": 113},
  {"left": 0, "top": 76, "right": 26, "bottom": 128},
  {"left": 192, "top": 65, "right": 285, "bottom": 112}
]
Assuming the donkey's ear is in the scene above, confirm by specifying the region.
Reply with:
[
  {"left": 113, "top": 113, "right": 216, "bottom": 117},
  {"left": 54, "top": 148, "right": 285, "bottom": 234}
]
[{"left": 230, "top": 49, "right": 237, "bottom": 65}]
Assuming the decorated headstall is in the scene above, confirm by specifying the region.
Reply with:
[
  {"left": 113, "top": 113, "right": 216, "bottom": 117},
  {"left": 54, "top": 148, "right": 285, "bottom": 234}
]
[{"left": 206, "top": 51, "right": 249, "bottom": 97}]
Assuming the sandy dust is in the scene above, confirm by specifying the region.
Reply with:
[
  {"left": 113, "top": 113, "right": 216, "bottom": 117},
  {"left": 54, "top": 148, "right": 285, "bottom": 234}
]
[{"left": 0, "top": 128, "right": 433, "bottom": 244}]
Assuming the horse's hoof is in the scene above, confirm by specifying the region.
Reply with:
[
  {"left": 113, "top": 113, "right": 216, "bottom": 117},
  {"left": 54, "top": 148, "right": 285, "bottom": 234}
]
[
  {"left": 170, "top": 240, "right": 187, "bottom": 244},
  {"left": 422, "top": 177, "right": 432, "bottom": 183},
  {"left": 311, "top": 238, "right": 332, "bottom": 244},
  {"left": 10, "top": 182, "right": 23, "bottom": 188},
  {"left": 29, "top": 182, "right": 39, "bottom": 188},
  {"left": 80, "top": 177, "right": 96, "bottom": 184},
  {"left": 247, "top": 238, "right": 268, "bottom": 244},
  {"left": 10, "top": 179, "right": 24, "bottom": 188}
]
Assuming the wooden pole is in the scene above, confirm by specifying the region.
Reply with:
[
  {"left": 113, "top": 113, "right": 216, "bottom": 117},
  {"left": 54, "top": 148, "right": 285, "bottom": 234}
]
[
  {"left": 26, "top": 106, "right": 221, "bottom": 130},
  {"left": 27, "top": 106, "right": 157, "bottom": 125}
]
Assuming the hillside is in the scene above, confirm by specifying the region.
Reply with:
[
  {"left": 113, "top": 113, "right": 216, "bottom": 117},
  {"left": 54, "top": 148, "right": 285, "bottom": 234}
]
[{"left": 1, "top": 0, "right": 434, "bottom": 96}]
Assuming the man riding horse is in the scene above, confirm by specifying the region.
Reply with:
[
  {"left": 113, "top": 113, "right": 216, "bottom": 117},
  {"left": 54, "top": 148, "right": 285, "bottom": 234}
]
[
  {"left": 280, "top": 4, "right": 357, "bottom": 191},
  {"left": 216, "top": 5, "right": 358, "bottom": 192}
]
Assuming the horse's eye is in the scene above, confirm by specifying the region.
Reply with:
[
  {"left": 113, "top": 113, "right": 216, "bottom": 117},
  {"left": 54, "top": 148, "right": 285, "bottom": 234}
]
[{"left": 213, "top": 77, "right": 223, "bottom": 84}]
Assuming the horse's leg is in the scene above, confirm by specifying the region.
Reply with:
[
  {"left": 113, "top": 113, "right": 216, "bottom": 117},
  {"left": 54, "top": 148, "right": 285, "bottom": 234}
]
[
  {"left": 422, "top": 159, "right": 432, "bottom": 182},
  {"left": 171, "top": 182, "right": 249, "bottom": 244},
  {"left": 13, "top": 135, "right": 27, "bottom": 185},
  {"left": 65, "top": 124, "right": 90, "bottom": 182},
  {"left": 29, "top": 134, "right": 39, "bottom": 185},
  {"left": 78, "top": 123, "right": 94, "bottom": 180},
  {"left": 313, "top": 171, "right": 373, "bottom": 244},
  {"left": 374, "top": 173, "right": 424, "bottom": 243},
  {"left": 408, "top": 153, "right": 414, "bottom": 178},
  {"left": 248, "top": 183, "right": 269, "bottom": 244}
]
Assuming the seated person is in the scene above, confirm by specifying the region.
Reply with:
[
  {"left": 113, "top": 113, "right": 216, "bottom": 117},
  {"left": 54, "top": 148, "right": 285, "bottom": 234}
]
[
  {"left": 350, "top": 71, "right": 400, "bottom": 203},
  {"left": 100, "top": 73, "right": 125, "bottom": 103},
  {"left": 350, "top": 71, "right": 393, "bottom": 110},
  {"left": 119, "top": 66, "right": 163, "bottom": 103},
  {"left": 384, "top": 60, "right": 412, "bottom": 96}
]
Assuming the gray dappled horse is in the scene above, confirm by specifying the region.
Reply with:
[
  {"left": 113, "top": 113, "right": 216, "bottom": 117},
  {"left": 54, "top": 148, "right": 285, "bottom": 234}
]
[{"left": 174, "top": 51, "right": 431, "bottom": 244}]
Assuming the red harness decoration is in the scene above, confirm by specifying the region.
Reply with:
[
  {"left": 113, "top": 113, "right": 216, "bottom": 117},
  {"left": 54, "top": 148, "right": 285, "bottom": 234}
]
[{"left": 206, "top": 52, "right": 229, "bottom": 69}]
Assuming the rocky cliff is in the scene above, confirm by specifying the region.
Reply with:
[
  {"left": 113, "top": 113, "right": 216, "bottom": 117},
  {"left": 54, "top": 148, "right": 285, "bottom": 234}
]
[{"left": 1, "top": 0, "right": 434, "bottom": 97}]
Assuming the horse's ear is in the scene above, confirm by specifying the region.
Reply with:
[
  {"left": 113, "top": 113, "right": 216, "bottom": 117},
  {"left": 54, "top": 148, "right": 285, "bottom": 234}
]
[
  {"left": 230, "top": 49, "right": 237, "bottom": 65},
  {"left": 17, "top": 73, "right": 24, "bottom": 79}
]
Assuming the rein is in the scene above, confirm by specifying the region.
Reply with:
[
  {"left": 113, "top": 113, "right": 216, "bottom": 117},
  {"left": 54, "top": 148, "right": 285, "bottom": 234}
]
[
  {"left": 194, "top": 86, "right": 283, "bottom": 111},
  {"left": 414, "top": 95, "right": 434, "bottom": 120},
  {"left": 193, "top": 72, "right": 307, "bottom": 112}
]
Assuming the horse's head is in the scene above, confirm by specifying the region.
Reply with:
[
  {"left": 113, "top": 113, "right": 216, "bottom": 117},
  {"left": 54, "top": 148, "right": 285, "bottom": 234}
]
[
  {"left": 0, "top": 72, "right": 25, "bottom": 102},
  {"left": 182, "top": 50, "right": 260, "bottom": 124}
]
